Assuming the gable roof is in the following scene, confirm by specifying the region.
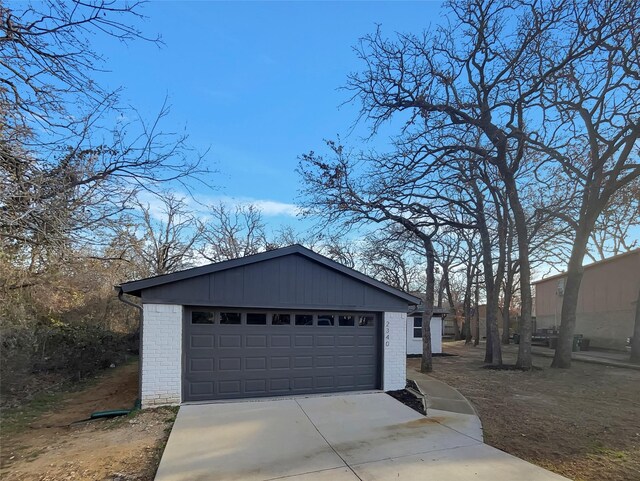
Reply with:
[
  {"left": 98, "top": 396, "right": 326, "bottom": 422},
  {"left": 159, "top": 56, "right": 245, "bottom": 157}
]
[
  {"left": 532, "top": 248, "right": 640, "bottom": 285},
  {"left": 117, "top": 244, "right": 421, "bottom": 304}
]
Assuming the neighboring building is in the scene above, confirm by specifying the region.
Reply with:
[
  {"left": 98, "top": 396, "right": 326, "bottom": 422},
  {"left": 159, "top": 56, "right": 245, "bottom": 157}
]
[
  {"left": 406, "top": 307, "right": 449, "bottom": 355},
  {"left": 117, "top": 245, "right": 420, "bottom": 407},
  {"left": 533, "top": 249, "right": 640, "bottom": 351}
]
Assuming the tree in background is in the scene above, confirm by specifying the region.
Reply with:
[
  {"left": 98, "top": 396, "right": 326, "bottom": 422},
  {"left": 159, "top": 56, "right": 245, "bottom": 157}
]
[
  {"left": 198, "top": 203, "right": 269, "bottom": 263},
  {"left": 0, "top": 1, "right": 213, "bottom": 395}
]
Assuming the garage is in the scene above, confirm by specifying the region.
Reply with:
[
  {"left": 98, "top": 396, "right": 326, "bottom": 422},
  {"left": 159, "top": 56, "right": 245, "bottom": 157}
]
[
  {"left": 118, "top": 244, "right": 419, "bottom": 407},
  {"left": 185, "top": 309, "right": 379, "bottom": 401}
]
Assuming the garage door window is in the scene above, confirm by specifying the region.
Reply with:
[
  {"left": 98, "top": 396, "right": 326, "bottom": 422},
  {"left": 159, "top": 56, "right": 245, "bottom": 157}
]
[
  {"left": 317, "top": 314, "right": 335, "bottom": 326},
  {"left": 359, "top": 314, "right": 375, "bottom": 327},
  {"left": 246, "top": 313, "right": 267, "bottom": 325},
  {"left": 220, "top": 312, "right": 241, "bottom": 324},
  {"left": 192, "top": 311, "right": 215, "bottom": 324},
  {"left": 271, "top": 313, "right": 291, "bottom": 325},
  {"left": 338, "top": 315, "right": 355, "bottom": 326},
  {"left": 295, "top": 314, "right": 313, "bottom": 326}
]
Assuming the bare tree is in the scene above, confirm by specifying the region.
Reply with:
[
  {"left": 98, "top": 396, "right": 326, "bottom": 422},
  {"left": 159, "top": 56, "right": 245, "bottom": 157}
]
[
  {"left": 1, "top": 1, "right": 212, "bottom": 287},
  {"left": 298, "top": 143, "right": 452, "bottom": 373},
  {"left": 199, "top": 203, "right": 268, "bottom": 263},
  {"left": 537, "top": 1, "right": 640, "bottom": 368},
  {"left": 124, "top": 193, "right": 203, "bottom": 276},
  {"left": 586, "top": 183, "right": 640, "bottom": 262},
  {"left": 344, "top": 0, "right": 640, "bottom": 370},
  {"left": 1, "top": 0, "right": 159, "bottom": 138},
  {"left": 362, "top": 232, "right": 425, "bottom": 292}
]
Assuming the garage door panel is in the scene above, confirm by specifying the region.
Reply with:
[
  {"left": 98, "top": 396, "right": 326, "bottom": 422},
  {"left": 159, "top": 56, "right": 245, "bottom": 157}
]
[
  {"left": 337, "top": 375, "right": 355, "bottom": 387},
  {"left": 270, "top": 335, "right": 291, "bottom": 347},
  {"left": 219, "top": 380, "right": 242, "bottom": 394},
  {"left": 356, "top": 374, "right": 375, "bottom": 387},
  {"left": 270, "top": 378, "right": 291, "bottom": 391},
  {"left": 315, "top": 376, "right": 334, "bottom": 389},
  {"left": 245, "top": 357, "right": 267, "bottom": 370},
  {"left": 337, "top": 355, "right": 355, "bottom": 366},
  {"left": 315, "top": 355, "right": 334, "bottom": 367},
  {"left": 270, "top": 356, "right": 290, "bottom": 369},
  {"left": 246, "top": 335, "right": 267, "bottom": 348},
  {"left": 190, "top": 334, "right": 214, "bottom": 348},
  {"left": 293, "top": 356, "right": 313, "bottom": 368},
  {"left": 293, "top": 377, "right": 314, "bottom": 389},
  {"left": 219, "top": 334, "right": 241, "bottom": 348},
  {"left": 218, "top": 357, "right": 241, "bottom": 371},
  {"left": 190, "top": 358, "right": 214, "bottom": 372},
  {"left": 184, "top": 311, "right": 380, "bottom": 401},
  {"left": 189, "top": 381, "right": 214, "bottom": 396},
  {"left": 337, "top": 335, "right": 356, "bottom": 347},
  {"left": 294, "top": 335, "right": 313, "bottom": 347},
  {"left": 315, "top": 335, "right": 335, "bottom": 347},
  {"left": 357, "top": 335, "right": 375, "bottom": 347},
  {"left": 245, "top": 379, "right": 267, "bottom": 393}
]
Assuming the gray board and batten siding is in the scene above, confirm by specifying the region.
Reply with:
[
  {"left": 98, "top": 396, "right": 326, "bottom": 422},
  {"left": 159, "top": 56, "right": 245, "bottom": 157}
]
[{"left": 121, "top": 245, "right": 418, "bottom": 311}]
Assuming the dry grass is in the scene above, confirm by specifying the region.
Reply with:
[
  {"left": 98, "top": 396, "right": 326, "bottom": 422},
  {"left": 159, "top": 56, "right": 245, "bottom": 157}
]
[{"left": 408, "top": 342, "right": 640, "bottom": 481}]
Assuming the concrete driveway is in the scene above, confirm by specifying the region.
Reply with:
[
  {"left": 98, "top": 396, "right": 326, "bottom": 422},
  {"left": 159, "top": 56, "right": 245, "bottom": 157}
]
[{"left": 155, "top": 392, "right": 568, "bottom": 481}]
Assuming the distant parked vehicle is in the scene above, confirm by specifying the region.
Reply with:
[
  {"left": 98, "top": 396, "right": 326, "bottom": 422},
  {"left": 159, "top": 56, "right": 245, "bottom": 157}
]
[{"left": 514, "top": 328, "right": 559, "bottom": 347}]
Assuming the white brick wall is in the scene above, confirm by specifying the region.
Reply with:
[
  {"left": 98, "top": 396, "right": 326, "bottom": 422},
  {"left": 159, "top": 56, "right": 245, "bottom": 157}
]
[
  {"left": 382, "top": 311, "right": 407, "bottom": 391},
  {"left": 141, "top": 303, "right": 182, "bottom": 408}
]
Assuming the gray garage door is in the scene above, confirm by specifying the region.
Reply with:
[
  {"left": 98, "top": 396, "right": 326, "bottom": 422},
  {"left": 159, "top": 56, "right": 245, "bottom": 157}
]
[{"left": 183, "top": 309, "right": 380, "bottom": 402}]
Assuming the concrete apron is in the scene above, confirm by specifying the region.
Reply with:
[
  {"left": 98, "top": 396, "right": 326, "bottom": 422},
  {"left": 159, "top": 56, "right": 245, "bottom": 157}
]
[{"left": 155, "top": 392, "right": 569, "bottom": 481}]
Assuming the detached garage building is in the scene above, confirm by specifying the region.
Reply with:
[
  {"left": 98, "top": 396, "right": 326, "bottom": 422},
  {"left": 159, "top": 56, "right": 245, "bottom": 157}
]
[{"left": 118, "top": 245, "right": 420, "bottom": 407}]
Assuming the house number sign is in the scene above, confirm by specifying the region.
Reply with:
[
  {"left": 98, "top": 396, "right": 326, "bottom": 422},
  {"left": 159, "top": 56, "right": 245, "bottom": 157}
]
[{"left": 385, "top": 319, "right": 391, "bottom": 347}]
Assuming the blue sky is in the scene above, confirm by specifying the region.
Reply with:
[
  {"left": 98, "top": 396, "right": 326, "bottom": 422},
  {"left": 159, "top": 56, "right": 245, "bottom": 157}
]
[{"left": 93, "top": 1, "right": 443, "bottom": 232}]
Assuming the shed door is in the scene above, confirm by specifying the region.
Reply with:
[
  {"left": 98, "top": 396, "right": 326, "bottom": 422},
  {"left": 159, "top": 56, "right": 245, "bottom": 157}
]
[{"left": 183, "top": 310, "right": 380, "bottom": 402}]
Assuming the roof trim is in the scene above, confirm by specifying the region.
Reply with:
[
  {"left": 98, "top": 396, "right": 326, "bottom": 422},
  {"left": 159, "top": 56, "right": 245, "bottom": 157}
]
[
  {"left": 117, "top": 244, "right": 421, "bottom": 304},
  {"left": 532, "top": 248, "right": 640, "bottom": 285},
  {"left": 408, "top": 306, "right": 451, "bottom": 316}
]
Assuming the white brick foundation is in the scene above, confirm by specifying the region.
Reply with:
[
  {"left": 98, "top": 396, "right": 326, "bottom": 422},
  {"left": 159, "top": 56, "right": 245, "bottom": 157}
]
[
  {"left": 382, "top": 311, "right": 407, "bottom": 391},
  {"left": 141, "top": 303, "right": 182, "bottom": 408}
]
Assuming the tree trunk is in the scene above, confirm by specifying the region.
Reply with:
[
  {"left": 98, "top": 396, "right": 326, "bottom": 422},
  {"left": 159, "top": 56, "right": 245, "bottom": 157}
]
[
  {"left": 498, "top": 171, "right": 533, "bottom": 370},
  {"left": 453, "top": 314, "right": 462, "bottom": 341},
  {"left": 552, "top": 225, "right": 592, "bottom": 368},
  {"left": 471, "top": 179, "right": 502, "bottom": 365},
  {"left": 478, "top": 220, "right": 502, "bottom": 366},
  {"left": 474, "top": 269, "right": 480, "bottom": 346},
  {"left": 502, "top": 270, "right": 513, "bottom": 344},
  {"left": 421, "top": 238, "right": 435, "bottom": 373},
  {"left": 462, "top": 263, "right": 473, "bottom": 343},
  {"left": 631, "top": 284, "right": 640, "bottom": 364},
  {"left": 437, "top": 275, "right": 445, "bottom": 308}
]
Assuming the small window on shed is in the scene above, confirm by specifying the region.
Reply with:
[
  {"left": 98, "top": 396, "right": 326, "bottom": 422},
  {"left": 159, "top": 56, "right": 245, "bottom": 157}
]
[
  {"left": 317, "top": 314, "right": 335, "bottom": 326},
  {"left": 192, "top": 311, "right": 215, "bottom": 324},
  {"left": 358, "top": 314, "right": 375, "bottom": 327},
  {"left": 413, "top": 317, "right": 423, "bottom": 338},
  {"left": 219, "top": 312, "right": 241, "bottom": 324},
  {"left": 272, "top": 313, "right": 291, "bottom": 325},
  {"left": 338, "top": 315, "right": 355, "bottom": 327},
  {"left": 246, "top": 313, "right": 267, "bottom": 325},
  {"left": 295, "top": 314, "right": 313, "bottom": 326}
]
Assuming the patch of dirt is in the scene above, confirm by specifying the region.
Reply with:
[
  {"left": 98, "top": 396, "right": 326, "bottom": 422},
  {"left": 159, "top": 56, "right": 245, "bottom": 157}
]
[
  {"left": 387, "top": 389, "right": 426, "bottom": 415},
  {"left": 408, "top": 342, "right": 640, "bottom": 481},
  {"left": 0, "top": 362, "right": 176, "bottom": 481}
]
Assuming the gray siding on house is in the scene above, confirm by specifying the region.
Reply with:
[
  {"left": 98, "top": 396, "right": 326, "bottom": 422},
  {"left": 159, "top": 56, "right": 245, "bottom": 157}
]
[{"left": 141, "top": 254, "right": 409, "bottom": 311}]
